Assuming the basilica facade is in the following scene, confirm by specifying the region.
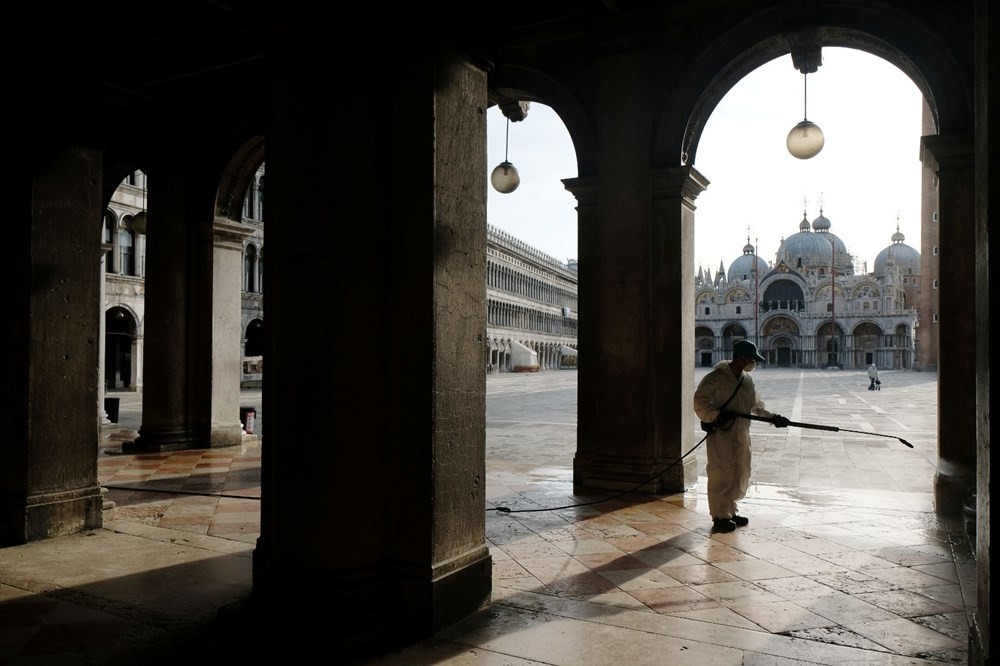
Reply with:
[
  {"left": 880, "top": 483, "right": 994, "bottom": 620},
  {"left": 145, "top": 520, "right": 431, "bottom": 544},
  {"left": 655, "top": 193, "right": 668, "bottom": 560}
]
[{"left": 695, "top": 209, "right": 921, "bottom": 370}]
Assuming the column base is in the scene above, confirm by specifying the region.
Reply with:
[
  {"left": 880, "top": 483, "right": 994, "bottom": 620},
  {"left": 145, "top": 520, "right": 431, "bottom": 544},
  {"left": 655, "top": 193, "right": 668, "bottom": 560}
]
[
  {"left": 210, "top": 423, "right": 246, "bottom": 448},
  {"left": 1, "top": 487, "right": 103, "bottom": 545},
  {"left": 574, "top": 451, "right": 698, "bottom": 494},
  {"left": 221, "top": 547, "right": 492, "bottom": 660},
  {"left": 122, "top": 426, "right": 202, "bottom": 453},
  {"left": 933, "top": 461, "right": 975, "bottom": 516}
]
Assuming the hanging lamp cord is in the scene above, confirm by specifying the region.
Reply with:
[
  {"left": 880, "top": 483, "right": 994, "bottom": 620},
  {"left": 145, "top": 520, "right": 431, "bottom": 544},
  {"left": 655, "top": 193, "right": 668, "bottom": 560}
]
[
  {"left": 504, "top": 117, "right": 511, "bottom": 162},
  {"left": 803, "top": 73, "right": 809, "bottom": 121}
]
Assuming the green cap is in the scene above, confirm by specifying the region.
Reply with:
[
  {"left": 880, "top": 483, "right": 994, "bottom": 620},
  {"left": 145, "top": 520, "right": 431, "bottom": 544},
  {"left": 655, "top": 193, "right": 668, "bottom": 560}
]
[{"left": 733, "top": 339, "right": 765, "bottom": 362}]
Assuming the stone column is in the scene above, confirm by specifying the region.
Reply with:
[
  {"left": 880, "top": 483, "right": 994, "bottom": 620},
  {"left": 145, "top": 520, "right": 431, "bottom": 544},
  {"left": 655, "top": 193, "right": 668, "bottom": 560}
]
[
  {"left": 204, "top": 218, "right": 253, "bottom": 448},
  {"left": 570, "top": 167, "right": 705, "bottom": 493},
  {"left": 132, "top": 333, "right": 144, "bottom": 391},
  {"left": 238, "top": 26, "right": 490, "bottom": 658},
  {"left": 98, "top": 243, "right": 111, "bottom": 425},
  {"left": 1, "top": 145, "right": 104, "bottom": 544},
  {"left": 124, "top": 155, "right": 201, "bottom": 452},
  {"left": 921, "top": 132, "right": 976, "bottom": 515},
  {"left": 649, "top": 167, "right": 707, "bottom": 490}
]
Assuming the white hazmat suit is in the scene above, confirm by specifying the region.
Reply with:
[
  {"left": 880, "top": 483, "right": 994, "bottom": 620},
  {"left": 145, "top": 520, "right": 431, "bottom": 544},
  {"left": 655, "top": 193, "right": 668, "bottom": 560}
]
[{"left": 693, "top": 361, "right": 776, "bottom": 521}]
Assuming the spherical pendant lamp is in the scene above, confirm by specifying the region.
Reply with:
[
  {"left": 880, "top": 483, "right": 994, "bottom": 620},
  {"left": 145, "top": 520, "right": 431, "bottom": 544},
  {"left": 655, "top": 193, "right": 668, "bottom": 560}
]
[
  {"left": 787, "top": 73, "right": 824, "bottom": 160},
  {"left": 491, "top": 118, "right": 520, "bottom": 193}
]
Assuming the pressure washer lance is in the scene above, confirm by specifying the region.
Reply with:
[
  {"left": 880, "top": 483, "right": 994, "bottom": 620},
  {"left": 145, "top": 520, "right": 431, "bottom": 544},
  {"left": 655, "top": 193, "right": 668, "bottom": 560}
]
[{"left": 732, "top": 412, "right": 914, "bottom": 448}]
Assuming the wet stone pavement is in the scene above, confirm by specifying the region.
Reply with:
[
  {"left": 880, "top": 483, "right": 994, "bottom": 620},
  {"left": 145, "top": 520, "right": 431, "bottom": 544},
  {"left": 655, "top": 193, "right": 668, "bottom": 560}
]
[{"left": 0, "top": 369, "right": 977, "bottom": 665}]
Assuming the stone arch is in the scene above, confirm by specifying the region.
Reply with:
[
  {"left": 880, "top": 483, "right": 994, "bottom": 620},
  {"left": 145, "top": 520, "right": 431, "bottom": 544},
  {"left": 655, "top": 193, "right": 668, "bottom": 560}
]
[
  {"left": 654, "top": 6, "right": 972, "bottom": 168},
  {"left": 488, "top": 64, "right": 597, "bottom": 176},
  {"left": 216, "top": 136, "right": 266, "bottom": 222}
]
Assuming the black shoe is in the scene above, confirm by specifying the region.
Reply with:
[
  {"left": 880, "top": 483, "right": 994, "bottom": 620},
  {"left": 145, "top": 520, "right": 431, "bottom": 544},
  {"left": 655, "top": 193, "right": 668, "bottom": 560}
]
[
  {"left": 712, "top": 518, "right": 736, "bottom": 533},
  {"left": 732, "top": 514, "right": 749, "bottom": 527}
]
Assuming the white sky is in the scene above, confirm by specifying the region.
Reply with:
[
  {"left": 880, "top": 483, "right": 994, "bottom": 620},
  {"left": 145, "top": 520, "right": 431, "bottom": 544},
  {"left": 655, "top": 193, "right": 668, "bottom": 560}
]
[{"left": 486, "top": 47, "right": 925, "bottom": 275}]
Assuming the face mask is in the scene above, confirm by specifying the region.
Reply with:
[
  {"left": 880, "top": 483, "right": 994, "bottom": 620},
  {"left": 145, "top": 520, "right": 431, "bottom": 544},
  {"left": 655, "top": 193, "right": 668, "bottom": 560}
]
[{"left": 744, "top": 361, "right": 757, "bottom": 373}]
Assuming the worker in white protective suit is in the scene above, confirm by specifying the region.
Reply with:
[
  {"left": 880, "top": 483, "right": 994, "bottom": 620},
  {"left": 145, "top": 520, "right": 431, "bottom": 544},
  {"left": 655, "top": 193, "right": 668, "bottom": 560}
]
[{"left": 693, "top": 340, "right": 789, "bottom": 533}]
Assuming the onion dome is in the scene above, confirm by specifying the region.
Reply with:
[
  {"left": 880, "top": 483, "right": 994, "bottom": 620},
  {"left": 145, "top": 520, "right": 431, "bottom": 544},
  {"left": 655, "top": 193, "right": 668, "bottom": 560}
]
[
  {"left": 812, "top": 210, "right": 831, "bottom": 232},
  {"left": 727, "top": 236, "right": 770, "bottom": 281},
  {"left": 874, "top": 224, "right": 921, "bottom": 278},
  {"left": 776, "top": 210, "right": 834, "bottom": 271},
  {"left": 811, "top": 207, "right": 854, "bottom": 274}
]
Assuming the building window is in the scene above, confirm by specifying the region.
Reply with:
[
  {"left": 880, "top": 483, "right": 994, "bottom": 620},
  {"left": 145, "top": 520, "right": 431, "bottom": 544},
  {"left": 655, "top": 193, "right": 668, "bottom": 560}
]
[
  {"left": 103, "top": 211, "right": 115, "bottom": 269},
  {"left": 933, "top": 313, "right": 939, "bottom": 323},
  {"left": 932, "top": 211, "right": 939, "bottom": 222},
  {"left": 735, "top": 306, "right": 741, "bottom": 314},
  {"left": 244, "top": 245, "right": 258, "bottom": 293},
  {"left": 933, "top": 279, "right": 939, "bottom": 289},
  {"left": 704, "top": 307, "right": 710, "bottom": 315},
  {"left": 119, "top": 226, "right": 135, "bottom": 276},
  {"left": 933, "top": 246, "right": 939, "bottom": 255}
]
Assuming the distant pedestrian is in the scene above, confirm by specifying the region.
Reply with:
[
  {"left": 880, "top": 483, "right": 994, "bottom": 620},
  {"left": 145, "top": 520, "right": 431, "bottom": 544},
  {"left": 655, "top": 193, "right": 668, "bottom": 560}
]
[{"left": 868, "top": 363, "right": 879, "bottom": 391}]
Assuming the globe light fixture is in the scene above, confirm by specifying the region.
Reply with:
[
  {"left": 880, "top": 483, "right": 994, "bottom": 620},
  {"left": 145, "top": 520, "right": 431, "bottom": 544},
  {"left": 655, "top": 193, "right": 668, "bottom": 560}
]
[
  {"left": 786, "top": 72, "right": 824, "bottom": 159},
  {"left": 131, "top": 211, "right": 147, "bottom": 235},
  {"left": 490, "top": 117, "right": 520, "bottom": 193}
]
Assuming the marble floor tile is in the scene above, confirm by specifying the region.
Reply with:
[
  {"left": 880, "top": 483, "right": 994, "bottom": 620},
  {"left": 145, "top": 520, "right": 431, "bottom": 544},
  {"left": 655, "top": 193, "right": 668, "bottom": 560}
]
[
  {"left": 854, "top": 589, "right": 962, "bottom": 617},
  {"left": 657, "top": 563, "right": 742, "bottom": 586},
  {"left": 814, "top": 550, "right": 899, "bottom": 570},
  {"left": 711, "top": 558, "right": 799, "bottom": 582},
  {"left": 498, "top": 539, "right": 572, "bottom": 560},
  {"left": 753, "top": 576, "right": 841, "bottom": 601},
  {"left": 516, "top": 556, "right": 593, "bottom": 582},
  {"left": 766, "top": 553, "right": 848, "bottom": 576},
  {"left": 692, "top": 580, "right": 785, "bottom": 607},
  {"left": 628, "top": 585, "right": 720, "bottom": 613},
  {"left": 550, "top": 538, "right": 625, "bottom": 556},
  {"left": 629, "top": 545, "right": 704, "bottom": 569},
  {"left": 910, "top": 611, "right": 970, "bottom": 643},
  {"left": 914, "top": 583, "right": 966, "bottom": 610},
  {"left": 797, "top": 592, "right": 900, "bottom": 625},
  {"left": 596, "top": 568, "right": 683, "bottom": 591},
  {"left": 729, "top": 600, "right": 837, "bottom": 633},
  {"left": 870, "top": 545, "right": 953, "bottom": 567},
  {"left": 726, "top": 540, "right": 809, "bottom": 560},
  {"left": 571, "top": 551, "right": 650, "bottom": 572},
  {"left": 864, "top": 565, "right": 962, "bottom": 590},
  {"left": 845, "top": 617, "right": 965, "bottom": 656},
  {"left": 911, "top": 561, "right": 960, "bottom": 583},
  {"left": 545, "top": 570, "right": 621, "bottom": 596},
  {"left": 568, "top": 589, "right": 655, "bottom": 612},
  {"left": 664, "top": 606, "right": 764, "bottom": 631},
  {"left": 785, "top": 625, "right": 890, "bottom": 652},
  {"left": 808, "top": 570, "right": 898, "bottom": 595},
  {"left": 779, "top": 536, "right": 854, "bottom": 556}
]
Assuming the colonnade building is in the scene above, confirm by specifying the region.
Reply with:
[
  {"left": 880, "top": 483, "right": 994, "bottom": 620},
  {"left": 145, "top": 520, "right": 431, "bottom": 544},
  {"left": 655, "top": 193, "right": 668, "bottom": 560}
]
[
  {"left": 695, "top": 209, "right": 921, "bottom": 370},
  {"left": 102, "top": 175, "right": 578, "bottom": 395},
  {"left": 14, "top": 4, "right": 988, "bottom": 658},
  {"left": 486, "top": 226, "right": 578, "bottom": 372}
]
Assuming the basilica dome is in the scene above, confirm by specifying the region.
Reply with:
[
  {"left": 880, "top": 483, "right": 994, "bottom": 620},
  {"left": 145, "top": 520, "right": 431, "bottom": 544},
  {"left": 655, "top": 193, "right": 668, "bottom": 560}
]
[
  {"left": 727, "top": 240, "right": 770, "bottom": 281},
  {"left": 874, "top": 226, "right": 921, "bottom": 278},
  {"left": 812, "top": 209, "right": 854, "bottom": 274},
  {"left": 776, "top": 212, "right": 834, "bottom": 271}
]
